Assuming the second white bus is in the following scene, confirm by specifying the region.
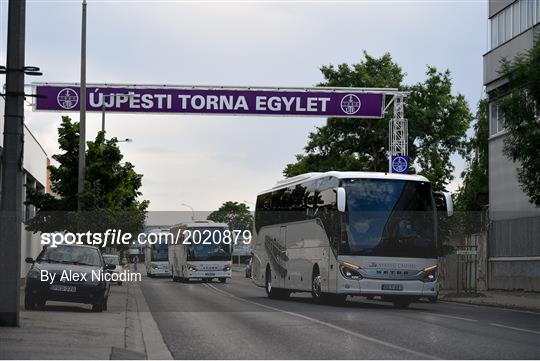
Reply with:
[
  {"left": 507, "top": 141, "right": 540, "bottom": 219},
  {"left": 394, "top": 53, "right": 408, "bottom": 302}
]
[
  {"left": 144, "top": 243, "right": 172, "bottom": 278},
  {"left": 169, "top": 221, "right": 232, "bottom": 283}
]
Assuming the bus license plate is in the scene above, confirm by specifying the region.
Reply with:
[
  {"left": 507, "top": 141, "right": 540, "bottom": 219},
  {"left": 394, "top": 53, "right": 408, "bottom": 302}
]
[
  {"left": 382, "top": 284, "right": 403, "bottom": 291},
  {"left": 50, "top": 284, "right": 76, "bottom": 293},
  {"left": 204, "top": 273, "right": 215, "bottom": 276}
]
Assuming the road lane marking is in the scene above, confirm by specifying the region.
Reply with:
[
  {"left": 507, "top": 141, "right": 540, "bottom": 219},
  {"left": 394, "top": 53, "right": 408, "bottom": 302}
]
[
  {"left": 489, "top": 323, "right": 540, "bottom": 335},
  {"left": 419, "top": 312, "right": 478, "bottom": 322},
  {"left": 204, "top": 283, "right": 440, "bottom": 360}
]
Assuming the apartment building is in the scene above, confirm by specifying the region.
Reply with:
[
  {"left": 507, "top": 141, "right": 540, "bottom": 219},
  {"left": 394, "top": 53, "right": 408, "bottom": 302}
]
[{"left": 483, "top": 0, "right": 539, "bottom": 290}]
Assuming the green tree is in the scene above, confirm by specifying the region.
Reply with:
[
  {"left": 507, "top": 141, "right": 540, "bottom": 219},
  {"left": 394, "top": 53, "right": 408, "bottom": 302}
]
[
  {"left": 25, "top": 116, "right": 149, "bottom": 250},
  {"left": 207, "top": 201, "right": 253, "bottom": 231},
  {"left": 284, "top": 52, "right": 473, "bottom": 191},
  {"left": 452, "top": 100, "right": 489, "bottom": 237},
  {"left": 497, "top": 39, "right": 540, "bottom": 206},
  {"left": 454, "top": 99, "right": 489, "bottom": 211}
]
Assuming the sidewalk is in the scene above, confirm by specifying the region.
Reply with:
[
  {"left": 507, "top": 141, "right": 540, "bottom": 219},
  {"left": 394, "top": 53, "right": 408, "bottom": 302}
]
[
  {"left": 440, "top": 290, "right": 540, "bottom": 312},
  {"left": 0, "top": 274, "right": 172, "bottom": 359}
]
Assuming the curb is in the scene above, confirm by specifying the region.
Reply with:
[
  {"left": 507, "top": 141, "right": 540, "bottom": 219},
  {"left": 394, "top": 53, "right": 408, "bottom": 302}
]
[
  {"left": 440, "top": 298, "right": 540, "bottom": 313},
  {"left": 125, "top": 282, "right": 173, "bottom": 360}
]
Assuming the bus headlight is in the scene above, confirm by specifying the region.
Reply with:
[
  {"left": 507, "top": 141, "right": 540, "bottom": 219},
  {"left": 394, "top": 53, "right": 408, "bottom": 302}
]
[
  {"left": 421, "top": 264, "right": 437, "bottom": 282},
  {"left": 187, "top": 264, "right": 197, "bottom": 272},
  {"left": 339, "top": 261, "right": 362, "bottom": 280},
  {"left": 223, "top": 265, "right": 231, "bottom": 271}
]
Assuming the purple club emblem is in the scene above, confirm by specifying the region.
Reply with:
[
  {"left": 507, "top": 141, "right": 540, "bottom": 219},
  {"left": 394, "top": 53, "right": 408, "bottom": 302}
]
[
  {"left": 56, "top": 88, "right": 79, "bottom": 110},
  {"left": 340, "top": 94, "right": 361, "bottom": 115},
  {"left": 391, "top": 156, "right": 409, "bottom": 174}
]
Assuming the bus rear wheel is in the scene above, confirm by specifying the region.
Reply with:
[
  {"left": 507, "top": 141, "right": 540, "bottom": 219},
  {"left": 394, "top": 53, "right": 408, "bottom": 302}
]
[
  {"left": 311, "top": 269, "right": 324, "bottom": 303},
  {"left": 265, "top": 266, "right": 290, "bottom": 299},
  {"left": 265, "top": 267, "right": 280, "bottom": 299}
]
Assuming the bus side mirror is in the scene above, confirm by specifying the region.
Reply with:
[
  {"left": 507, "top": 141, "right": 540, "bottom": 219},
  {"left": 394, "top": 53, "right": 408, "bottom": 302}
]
[
  {"left": 433, "top": 191, "right": 453, "bottom": 217},
  {"left": 336, "top": 187, "right": 346, "bottom": 213}
]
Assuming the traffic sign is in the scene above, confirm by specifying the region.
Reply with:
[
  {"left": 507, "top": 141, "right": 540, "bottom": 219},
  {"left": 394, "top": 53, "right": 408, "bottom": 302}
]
[{"left": 391, "top": 155, "right": 408, "bottom": 174}]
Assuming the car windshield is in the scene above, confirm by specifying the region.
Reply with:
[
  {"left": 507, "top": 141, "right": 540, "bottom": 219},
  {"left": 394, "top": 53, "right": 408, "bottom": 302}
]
[
  {"left": 37, "top": 245, "right": 102, "bottom": 267},
  {"left": 186, "top": 228, "right": 231, "bottom": 261},
  {"left": 341, "top": 179, "right": 436, "bottom": 258},
  {"left": 103, "top": 255, "right": 119, "bottom": 265}
]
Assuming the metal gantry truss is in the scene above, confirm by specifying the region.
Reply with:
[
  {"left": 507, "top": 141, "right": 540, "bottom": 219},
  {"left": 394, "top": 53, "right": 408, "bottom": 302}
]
[{"left": 386, "top": 93, "right": 409, "bottom": 172}]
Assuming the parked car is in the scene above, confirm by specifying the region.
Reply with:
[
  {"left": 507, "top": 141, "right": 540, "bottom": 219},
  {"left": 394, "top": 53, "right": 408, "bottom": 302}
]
[
  {"left": 24, "top": 244, "right": 114, "bottom": 312},
  {"left": 245, "top": 258, "right": 252, "bottom": 278},
  {"left": 103, "top": 254, "right": 124, "bottom": 285}
]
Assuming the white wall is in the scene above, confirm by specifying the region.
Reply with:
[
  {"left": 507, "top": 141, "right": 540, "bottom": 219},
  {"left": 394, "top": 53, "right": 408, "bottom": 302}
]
[
  {"left": 488, "top": 134, "right": 539, "bottom": 221},
  {"left": 0, "top": 97, "right": 50, "bottom": 277},
  {"left": 0, "top": 98, "right": 48, "bottom": 186}
]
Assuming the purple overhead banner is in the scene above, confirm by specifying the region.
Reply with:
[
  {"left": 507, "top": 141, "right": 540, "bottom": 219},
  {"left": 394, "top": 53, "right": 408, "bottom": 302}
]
[{"left": 34, "top": 85, "right": 385, "bottom": 118}]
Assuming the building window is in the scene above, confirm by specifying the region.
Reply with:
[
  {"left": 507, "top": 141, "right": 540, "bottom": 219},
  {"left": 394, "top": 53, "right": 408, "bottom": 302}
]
[
  {"left": 513, "top": 1, "right": 520, "bottom": 36},
  {"left": 499, "top": 11, "right": 506, "bottom": 43},
  {"left": 490, "top": 0, "right": 540, "bottom": 50},
  {"left": 505, "top": 7, "right": 513, "bottom": 40},
  {"left": 520, "top": 0, "right": 528, "bottom": 32},
  {"left": 490, "top": 101, "right": 506, "bottom": 136},
  {"left": 491, "top": 15, "right": 498, "bottom": 48},
  {"left": 527, "top": 0, "right": 535, "bottom": 27}
]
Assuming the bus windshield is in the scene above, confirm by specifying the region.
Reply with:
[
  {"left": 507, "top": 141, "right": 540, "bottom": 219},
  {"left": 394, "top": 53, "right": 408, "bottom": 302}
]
[
  {"left": 150, "top": 243, "right": 169, "bottom": 262},
  {"left": 186, "top": 228, "right": 231, "bottom": 261},
  {"left": 341, "top": 179, "right": 436, "bottom": 258}
]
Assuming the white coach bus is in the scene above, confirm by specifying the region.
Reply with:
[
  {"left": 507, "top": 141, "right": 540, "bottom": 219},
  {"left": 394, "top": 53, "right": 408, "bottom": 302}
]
[
  {"left": 169, "top": 221, "right": 232, "bottom": 283},
  {"left": 144, "top": 229, "right": 172, "bottom": 278},
  {"left": 250, "top": 171, "right": 453, "bottom": 308}
]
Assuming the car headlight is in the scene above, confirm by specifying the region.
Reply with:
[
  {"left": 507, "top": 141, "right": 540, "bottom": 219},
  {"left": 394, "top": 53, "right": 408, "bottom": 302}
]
[
  {"left": 187, "top": 264, "right": 197, "bottom": 272},
  {"left": 223, "top": 265, "right": 231, "bottom": 271},
  {"left": 421, "top": 264, "right": 437, "bottom": 282},
  {"left": 27, "top": 268, "right": 40, "bottom": 279},
  {"left": 339, "top": 261, "right": 362, "bottom": 280}
]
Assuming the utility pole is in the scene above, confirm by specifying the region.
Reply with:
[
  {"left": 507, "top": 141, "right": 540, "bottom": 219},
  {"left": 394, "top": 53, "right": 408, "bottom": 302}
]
[
  {"left": 0, "top": 0, "right": 26, "bottom": 327},
  {"left": 77, "top": 0, "right": 87, "bottom": 210}
]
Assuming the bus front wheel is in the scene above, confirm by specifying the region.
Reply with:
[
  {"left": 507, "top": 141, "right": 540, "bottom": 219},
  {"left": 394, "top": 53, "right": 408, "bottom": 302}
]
[{"left": 219, "top": 277, "right": 227, "bottom": 283}]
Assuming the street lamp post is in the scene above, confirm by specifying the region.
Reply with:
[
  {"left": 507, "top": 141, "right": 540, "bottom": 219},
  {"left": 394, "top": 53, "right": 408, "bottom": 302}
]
[
  {"left": 77, "top": 0, "right": 87, "bottom": 211},
  {"left": 181, "top": 203, "right": 195, "bottom": 221}
]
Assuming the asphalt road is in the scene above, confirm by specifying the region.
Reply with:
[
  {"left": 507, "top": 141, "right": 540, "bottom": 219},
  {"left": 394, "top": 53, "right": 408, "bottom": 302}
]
[{"left": 140, "top": 274, "right": 540, "bottom": 359}]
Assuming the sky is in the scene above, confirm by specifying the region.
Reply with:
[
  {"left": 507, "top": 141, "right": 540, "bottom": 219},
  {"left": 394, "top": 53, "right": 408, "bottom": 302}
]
[{"left": 0, "top": 0, "right": 488, "bottom": 212}]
